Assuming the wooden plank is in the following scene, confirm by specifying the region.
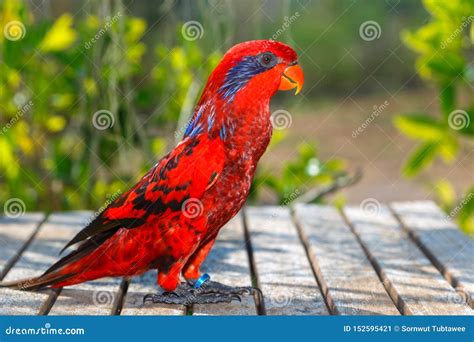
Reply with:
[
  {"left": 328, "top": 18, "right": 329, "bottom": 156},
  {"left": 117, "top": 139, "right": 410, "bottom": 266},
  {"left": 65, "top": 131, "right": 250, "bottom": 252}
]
[
  {"left": 193, "top": 214, "right": 257, "bottom": 315},
  {"left": 294, "top": 204, "right": 399, "bottom": 315},
  {"left": 343, "top": 205, "right": 473, "bottom": 315},
  {"left": 121, "top": 271, "right": 185, "bottom": 315},
  {"left": 245, "top": 206, "right": 328, "bottom": 315},
  {"left": 391, "top": 201, "right": 474, "bottom": 309},
  {"left": 0, "top": 213, "right": 45, "bottom": 279},
  {"left": 49, "top": 279, "right": 122, "bottom": 315},
  {"left": 47, "top": 212, "right": 122, "bottom": 315},
  {"left": 0, "top": 212, "right": 90, "bottom": 315}
]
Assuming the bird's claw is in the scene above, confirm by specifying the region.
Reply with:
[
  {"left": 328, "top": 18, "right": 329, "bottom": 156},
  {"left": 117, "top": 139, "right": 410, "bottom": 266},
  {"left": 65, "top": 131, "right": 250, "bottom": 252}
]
[
  {"left": 143, "top": 292, "right": 242, "bottom": 305},
  {"left": 143, "top": 281, "right": 259, "bottom": 305},
  {"left": 196, "top": 281, "right": 259, "bottom": 297}
]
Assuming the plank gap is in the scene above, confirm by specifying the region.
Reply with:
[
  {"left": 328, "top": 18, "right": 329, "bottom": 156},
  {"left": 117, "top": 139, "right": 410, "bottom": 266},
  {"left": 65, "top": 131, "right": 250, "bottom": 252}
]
[
  {"left": 192, "top": 213, "right": 257, "bottom": 315},
  {"left": 120, "top": 270, "right": 185, "bottom": 315},
  {"left": 338, "top": 209, "right": 406, "bottom": 315},
  {"left": 295, "top": 205, "right": 399, "bottom": 315},
  {"left": 0, "top": 214, "right": 49, "bottom": 281},
  {"left": 111, "top": 278, "right": 130, "bottom": 315},
  {"left": 242, "top": 208, "right": 265, "bottom": 315},
  {"left": 390, "top": 206, "right": 457, "bottom": 286},
  {"left": 39, "top": 288, "right": 62, "bottom": 315},
  {"left": 185, "top": 305, "right": 193, "bottom": 316},
  {"left": 389, "top": 203, "right": 474, "bottom": 310},
  {"left": 291, "top": 207, "right": 337, "bottom": 315},
  {"left": 245, "top": 206, "right": 328, "bottom": 315}
]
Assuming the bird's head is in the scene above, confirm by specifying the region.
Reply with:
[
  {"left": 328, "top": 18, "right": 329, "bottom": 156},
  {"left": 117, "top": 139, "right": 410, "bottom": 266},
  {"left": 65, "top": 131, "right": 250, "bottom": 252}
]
[
  {"left": 200, "top": 40, "right": 304, "bottom": 106},
  {"left": 185, "top": 40, "right": 303, "bottom": 141}
]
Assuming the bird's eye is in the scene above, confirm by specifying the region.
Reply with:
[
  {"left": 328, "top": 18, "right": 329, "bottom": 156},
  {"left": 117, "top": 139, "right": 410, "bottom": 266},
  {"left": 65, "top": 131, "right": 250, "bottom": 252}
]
[{"left": 259, "top": 52, "right": 276, "bottom": 67}]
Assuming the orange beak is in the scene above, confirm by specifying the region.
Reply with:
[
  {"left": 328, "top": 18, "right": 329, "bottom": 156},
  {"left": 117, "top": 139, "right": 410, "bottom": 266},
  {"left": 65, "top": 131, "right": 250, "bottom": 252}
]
[{"left": 278, "top": 63, "right": 304, "bottom": 95}]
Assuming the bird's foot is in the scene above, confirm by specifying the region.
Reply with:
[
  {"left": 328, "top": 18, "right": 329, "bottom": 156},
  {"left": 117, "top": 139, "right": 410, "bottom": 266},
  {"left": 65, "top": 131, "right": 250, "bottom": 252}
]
[
  {"left": 143, "top": 280, "right": 261, "bottom": 305},
  {"left": 195, "top": 280, "right": 260, "bottom": 297}
]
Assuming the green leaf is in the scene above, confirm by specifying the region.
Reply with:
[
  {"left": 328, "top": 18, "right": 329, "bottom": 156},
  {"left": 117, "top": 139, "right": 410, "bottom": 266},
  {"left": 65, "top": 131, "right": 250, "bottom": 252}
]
[
  {"left": 457, "top": 188, "right": 474, "bottom": 235},
  {"left": 440, "top": 84, "right": 455, "bottom": 117},
  {"left": 425, "top": 53, "right": 465, "bottom": 81},
  {"left": 403, "top": 142, "right": 439, "bottom": 177},
  {"left": 394, "top": 114, "right": 446, "bottom": 141},
  {"left": 401, "top": 23, "right": 441, "bottom": 55},
  {"left": 323, "top": 159, "right": 346, "bottom": 172},
  {"left": 438, "top": 135, "right": 459, "bottom": 162},
  {"left": 433, "top": 179, "right": 456, "bottom": 209},
  {"left": 471, "top": 20, "right": 474, "bottom": 43}
]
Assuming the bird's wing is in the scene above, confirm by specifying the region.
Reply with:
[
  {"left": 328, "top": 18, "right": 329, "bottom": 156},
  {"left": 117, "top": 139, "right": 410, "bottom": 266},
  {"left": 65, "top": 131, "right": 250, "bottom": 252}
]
[{"left": 61, "top": 135, "right": 225, "bottom": 253}]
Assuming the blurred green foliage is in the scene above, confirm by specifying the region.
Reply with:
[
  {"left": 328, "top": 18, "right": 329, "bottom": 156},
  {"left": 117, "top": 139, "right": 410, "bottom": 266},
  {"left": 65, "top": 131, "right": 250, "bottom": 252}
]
[
  {"left": 0, "top": 0, "right": 350, "bottom": 212},
  {"left": 394, "top": 0, "right": 474, "bottom": 233},
  {"left": 0, "top": 0, "right": 220, "bottom": 211},
  {"left": 251, "top": 132, "right": 349, "bottom": 205}
]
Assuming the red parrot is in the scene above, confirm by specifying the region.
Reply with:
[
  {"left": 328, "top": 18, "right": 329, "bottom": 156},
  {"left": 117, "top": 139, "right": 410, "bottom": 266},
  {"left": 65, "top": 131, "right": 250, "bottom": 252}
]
[{"left": 1, "top": 40, "right": 303, "bottom": 304}]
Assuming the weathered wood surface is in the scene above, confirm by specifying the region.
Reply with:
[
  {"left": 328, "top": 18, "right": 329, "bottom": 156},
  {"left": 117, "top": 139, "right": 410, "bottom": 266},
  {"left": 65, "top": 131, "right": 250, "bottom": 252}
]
[
  {"left": 193, "top": 214, "right": 257, "bottom": 315},
  {"left": 245, "top": 206, "right": 328, "bottom": 315},
  {"left": 0, "top": 212, "right": 90, "bottom": 315},
  {"left": 391, "top": 201, "right": 474, "bottom": 309},
  {"left": 0, "top": 213, "right": 46, "bottom": 315},
  {"left": 0, "top": 213, "right": 45, "bottom": 280},
  {"left": 343, "top": 205, "right": 472, "bottom": 315},
  {"left": 121, "top": 271, "right": 185, "bottom": 316},
  {"left": 0, "top": 201, "right": 472, "bottom": 315},
  {"left": 295, "top": 204, "right": 399, "bottom": 315},
  {"left": 46, "top": 212, "right": 124, "bottom": 316}
]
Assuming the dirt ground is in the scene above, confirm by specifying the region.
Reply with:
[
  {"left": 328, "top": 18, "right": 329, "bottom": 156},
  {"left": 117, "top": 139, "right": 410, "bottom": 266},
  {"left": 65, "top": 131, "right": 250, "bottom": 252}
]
[{"left": 261, "top": 88, "right": 473, "bottom": 204}]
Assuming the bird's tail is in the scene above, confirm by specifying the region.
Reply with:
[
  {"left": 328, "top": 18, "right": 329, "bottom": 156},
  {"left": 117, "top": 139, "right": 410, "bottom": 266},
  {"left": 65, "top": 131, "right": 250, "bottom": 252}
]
[
  {"left": 0, "top": 272, "right": 74, "bottom": 291},
  {"left": 0, "top": 238, "right": 99, "bottom": 291},
  {"left": 0, "top": 223, "right": 121, "bottom": 291}
]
